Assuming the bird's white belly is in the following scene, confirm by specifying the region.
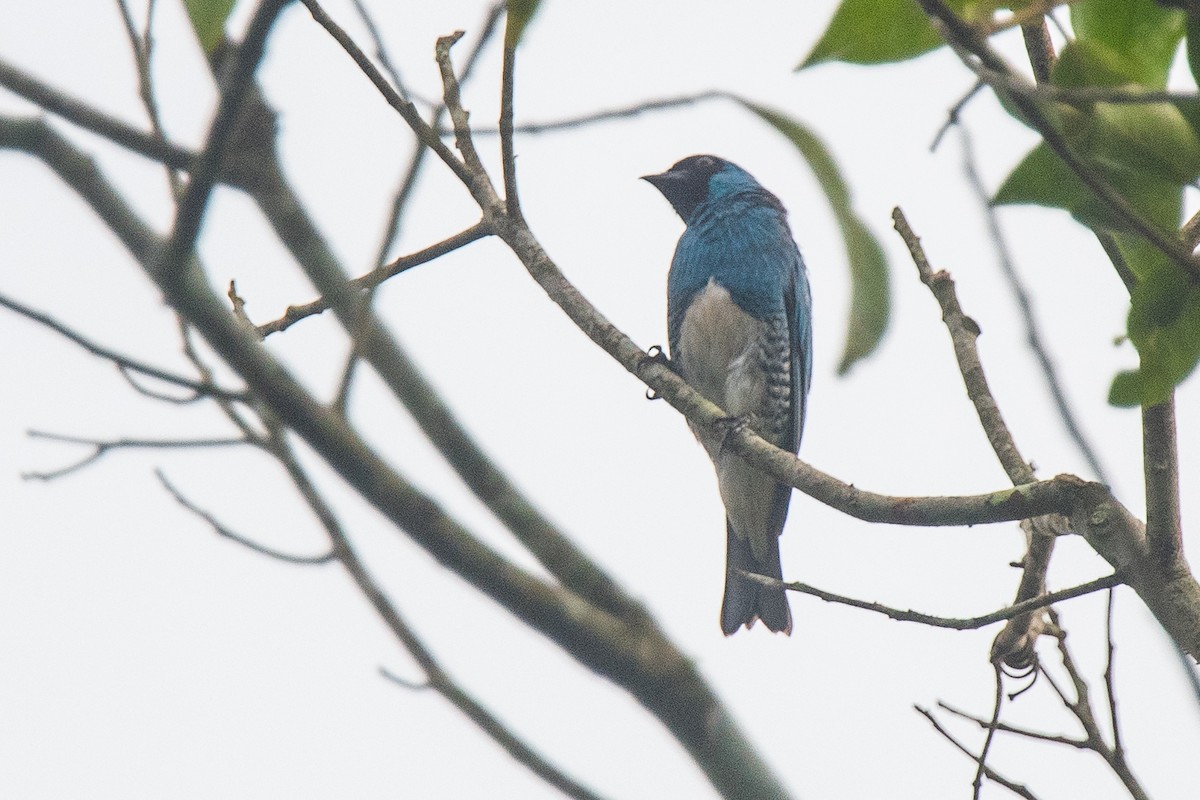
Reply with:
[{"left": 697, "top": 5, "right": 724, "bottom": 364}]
[{"left": 677, "top": 279, "right": 766, "bottom": 421}]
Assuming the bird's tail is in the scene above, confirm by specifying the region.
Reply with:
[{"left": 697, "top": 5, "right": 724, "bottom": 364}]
[{"left": 720, "top": 519, "right": 792, "bottom": 635}]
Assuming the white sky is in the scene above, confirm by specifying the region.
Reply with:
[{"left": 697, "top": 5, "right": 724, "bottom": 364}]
[{"left": 1, "top": 1, "right": 1198, "bottom": 798}]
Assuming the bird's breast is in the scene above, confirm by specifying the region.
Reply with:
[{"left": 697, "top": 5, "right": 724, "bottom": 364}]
[{"left": 678, "top": 279, "right": 766, "bottom": 416}]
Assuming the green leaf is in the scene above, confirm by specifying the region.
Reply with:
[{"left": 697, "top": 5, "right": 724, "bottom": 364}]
[
  {"left": 739, "top": 101, "right": 890, "bottom": 374},
  {"left": 994, "top": 141, "right": 1182, "bottom": 233},
  {"left": 1090, "top": 103, "right": 1200, "bottom": 186},
  {"left": 1052, "top": 39, "right": 1144, "bottom": 88},
  {"left": 183, "top": 0, "right": 236, "bottom": 54},
  {"left": 1070, "top": 0, "right": 1184, "bottom": 88},
  {"left": 505, "top": 0, "right": 542, "bottom": 48},
  {"left": 1108, "top": 241, "right": 1200, "bottom": 406},
  {"left": 800, "top": 0, "right": 944, "bottom": 68},
  {"left": 1188, "top": 12, "right": 1200, "bottom": 89}
]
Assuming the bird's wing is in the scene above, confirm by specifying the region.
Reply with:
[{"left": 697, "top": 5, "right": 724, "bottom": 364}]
[{"left": 787, "top": 248, "right": 814, "bottom": 453}]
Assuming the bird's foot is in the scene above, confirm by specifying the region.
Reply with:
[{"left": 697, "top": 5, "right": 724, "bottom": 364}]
[{"left": 641, "top": 345, "right": 676, "bottom": 401}]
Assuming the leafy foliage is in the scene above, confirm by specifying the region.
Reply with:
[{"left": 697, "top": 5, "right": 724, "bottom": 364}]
[
  {"left": 740, "top": 102, "right": 890, "bottom": 375},
  {"left": 182, "top": 0, "right": 235, "bottom": 54},
  {"left": 801, "top": 0, "right": 1200, "bottom": 405}
]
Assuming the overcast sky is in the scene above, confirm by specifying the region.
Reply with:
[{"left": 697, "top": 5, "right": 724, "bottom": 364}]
[{"left": 2, "top": 1, "right": 1198, "bottom": 798}]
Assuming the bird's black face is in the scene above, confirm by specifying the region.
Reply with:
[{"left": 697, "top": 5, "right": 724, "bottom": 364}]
[{"left": 641, "top": 154, "right": 727, "bottom": 222}]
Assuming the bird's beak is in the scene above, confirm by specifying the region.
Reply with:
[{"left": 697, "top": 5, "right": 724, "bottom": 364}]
[{"left": 640, "top": 170, "right": 678, "bottom": 191}]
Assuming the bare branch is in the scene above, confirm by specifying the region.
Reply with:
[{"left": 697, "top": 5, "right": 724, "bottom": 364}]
[
  {"left": 470, "top": 91, "right": 729, "bottom": 136},
  {"left": 0, "top": 291, "right": 245, "bottom": 403},
  {"left": 158, "top": 470, "right": 335, "bottom": 564},
  {"left": 937, "top": 700, "right": 1089, "bottom": 749},
  {"left": 155, "top": 0, "right": 289, "bottom": 282},
  {"left": 893, "top": 206, "right": 1064, "bottom": 667},
  {"left": 1047, "top": 611, "right": 1151, "bottom": 800},
  {"left": 296, "top": 0, "right": 482, "bottom": 196},
  {"left": 0, "top": 55, "right": 194, "bottom": 170},
  {"left": 347, "top": 0, "right": 409, "bottom": 100},
  {"left": 23, "top": 431, "right": 248, "bottom": 481},
  {"left": 1143, "top": 398, "right": 1183, "bottom": 568},
  {"left": 744, "top": 570, "right": 1121, "bottom": 629},
  {"left": 958, "top": 126, "right": 1111, "bottom": 485},
  {"left": 500, "top": 38, "right": 522, "bottom": 221},
  {"left": 255, "top": 222, "right": 491, "bottom": 337},
  {"left": 915, "top": 706, "right": 1042, "bottom": 800},
  {"left": 973, "top": 668, "right": 1004, "bottom": 800}
]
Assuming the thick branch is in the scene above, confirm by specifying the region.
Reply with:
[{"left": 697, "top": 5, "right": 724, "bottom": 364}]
[
  {"left": 155, "top": 0, "right": 288, "bottom": 282},
  {"left": 1143, "top": 398, "right": 1183, "bottom": 569},
  {"left": 0, "top": 55, "right": 194, "bottom": 170}
]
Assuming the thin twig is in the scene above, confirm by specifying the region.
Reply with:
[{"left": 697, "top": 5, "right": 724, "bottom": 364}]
[
  {"left": 435, "top": 31, "right": 490, "bottom": 182},
  {"left": 1046, "top": 610, "right": 1151, "bottom": 800},
  {"left": 467, "top": 90, "right": 729, "bottom": 136},
  {"left": 23, "top": 431, "right": 247, "bottom": 481},
  {"left": 743, "top": 570, "right": 1121, "bottom": 629},
  {"left": 0, "top": 291, "right": 245, "bottom": 402},
  {"left": 254, "top": 222, "right": 491, "bottom": 337},
  {"left": 158, "top": 469, "right": 336, "bottom": 564},
  {"left": 958, "top": 125, "right": 1111, "bottom": 485},
  {"left": 347, "top": 0, "right": 409, "bottom": 99},
  {"left": 1104, "top": 589, "right": 1121, "bottom": 758},
  {"left": 915, "top": 706, "right": 1042, "bottom": 799},
  {"left": 250, "top": 418, "right": 608, "bottom": 800},
  {"left": 115, "top": 0, "right": 183, "bottom": 195},
  {"left": 973, "top": 667, "right": 1005, "bottom": 800},
  {"left": 335, "top": 2, "right": 505, "bottom": 409},
  {"left": 938, "top": 700, "right": 1088, "bottom": 749},
  {"left": 296, "top": 0, "right": 482, "bottom": 195}
]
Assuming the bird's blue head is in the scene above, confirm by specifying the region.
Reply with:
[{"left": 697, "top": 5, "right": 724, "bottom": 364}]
[{"left": 641, "top": 155, "right": 767, "bottom": 224}]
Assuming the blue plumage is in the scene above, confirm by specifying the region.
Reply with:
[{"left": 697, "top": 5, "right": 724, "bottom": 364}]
[{"left": 643, "top": 155, "right": 812, "bottom": 635}]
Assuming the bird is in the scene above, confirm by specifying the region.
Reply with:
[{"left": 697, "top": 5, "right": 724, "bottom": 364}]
[{"left": 642, "top": 155, "right": 812, "bottom": 635}]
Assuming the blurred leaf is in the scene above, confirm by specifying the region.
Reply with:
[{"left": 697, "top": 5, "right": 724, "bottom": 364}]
[
  {"left": 994, "top": 141, "right": 1182, "bottom": 232},
  {"left": 1091, "top": 103, "right": 1200, "bottom": 185},
  {"left": 1188, "top": 13, "right": 1200, "bottom": 89},
  {"left": 1052, "top": 39, "right": 1141, "bottom": 88},
  {"left": 1108, "top": 240, "right": 1200, "bottom": 406},
  {"left": 1070, "top": 0, "right": 1184, "bottom": 88},
  {"left": 183, "top": 0, "right": 235, "bottom": 54},
  {"left": 505, "top": 0, "right": 542, "bottom": 48},
  {"left": 739, "top": 101, "right": 890, "bottom": 374},
  {"left": 800, "top": 0, "right": 944, "bottom": 68}
]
